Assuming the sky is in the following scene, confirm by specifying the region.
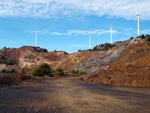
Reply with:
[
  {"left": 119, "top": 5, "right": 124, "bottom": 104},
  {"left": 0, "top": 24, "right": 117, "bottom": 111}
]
[{"left": 0, "top": 0, "right": 150, "bottom": 53}]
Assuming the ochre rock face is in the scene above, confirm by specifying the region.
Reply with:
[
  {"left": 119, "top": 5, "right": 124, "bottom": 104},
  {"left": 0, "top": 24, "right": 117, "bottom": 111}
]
[
  {"left": 0, "top": 46, "right": 68, "bottom": 72},
  {"left": 0, "top": 39, "right": 134, "bottom": 73},
  {"left": 86, "top": 42, "right": 150, "bottom": 87}
]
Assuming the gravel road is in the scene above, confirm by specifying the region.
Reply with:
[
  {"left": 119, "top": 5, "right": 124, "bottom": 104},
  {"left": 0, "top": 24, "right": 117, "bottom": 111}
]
[{"left": 0, "top": 75, "right": 150, "bottom": 113}]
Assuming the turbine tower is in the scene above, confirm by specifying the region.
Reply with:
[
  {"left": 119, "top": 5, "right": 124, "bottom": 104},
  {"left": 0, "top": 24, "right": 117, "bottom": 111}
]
[
  {"left": 110, "top": 24, "right": 113, "bottom": 44},
  {"left": 136, "top": 13, "right": 140, "bottom": 36},
  {"left": 35, "top": 31, "right": 38, "bottom": 47},
  {"left": 117, "top": 30, "right": 120, "bottom": 41},
  {"left": 89, "top": 32, "right": 91, "bottom": 49}
]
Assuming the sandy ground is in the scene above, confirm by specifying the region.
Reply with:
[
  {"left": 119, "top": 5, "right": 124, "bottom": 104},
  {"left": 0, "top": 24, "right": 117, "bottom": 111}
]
[{"left": 0, "top": 75, "right": 150, "bottom": 113}]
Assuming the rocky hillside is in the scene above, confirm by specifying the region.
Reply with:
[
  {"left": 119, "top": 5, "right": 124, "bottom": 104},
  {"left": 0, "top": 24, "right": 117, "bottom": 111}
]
[
  {"left": 0, "top": 35, "right": 150, "bottom": 87},
  {"left": 0, "top": 37, "right": 144, "bottom": 73},
  {"left": 0, "top": 46, "right": 67, "bottom": 73},
  {"left": 0, "top": 39, "right": 131, "bottom": 74},
  {"left": 85, "top": 35, "right": 150, "bottom": 87}
]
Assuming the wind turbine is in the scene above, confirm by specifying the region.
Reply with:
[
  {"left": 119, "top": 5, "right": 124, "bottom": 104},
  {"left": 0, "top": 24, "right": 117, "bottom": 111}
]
[
  {"left": 35, "top": 31, "right": 38, "bottom": 47},
  {"left": 110, "top": 24, "right": 113, "bottom": 44},
  {"left": 89, "top": 32, "right": 91, "bottom": 49},
  {"left": 136, "top": 13, "right": 140, "bottom": 36},
  {"left": 117, "top": 30, "right": 120, "bottom": 41}
]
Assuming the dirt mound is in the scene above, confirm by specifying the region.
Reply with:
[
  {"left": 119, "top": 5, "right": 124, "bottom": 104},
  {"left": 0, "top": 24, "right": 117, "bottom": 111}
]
[
  {"left": 0, "top": 73, "right": 38, "bottom": 88},
  {"left": 0, "top": 76, "right": 14, "bottom": 87}
]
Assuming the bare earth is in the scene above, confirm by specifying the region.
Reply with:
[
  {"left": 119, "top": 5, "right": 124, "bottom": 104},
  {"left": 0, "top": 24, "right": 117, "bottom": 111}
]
[{"left": 0, "top": 75, "right": 150, "bottom": 113}]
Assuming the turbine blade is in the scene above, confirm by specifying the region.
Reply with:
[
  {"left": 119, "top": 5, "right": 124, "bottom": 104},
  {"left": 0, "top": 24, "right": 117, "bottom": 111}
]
[{"left": 134, "top": 16, "right": 137, "bottom": 24}]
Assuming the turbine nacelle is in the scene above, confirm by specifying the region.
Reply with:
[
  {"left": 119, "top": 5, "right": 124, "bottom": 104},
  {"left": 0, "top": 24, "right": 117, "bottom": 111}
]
[{"left": 136, "top": 13, "right": 140, "bottom": 16}]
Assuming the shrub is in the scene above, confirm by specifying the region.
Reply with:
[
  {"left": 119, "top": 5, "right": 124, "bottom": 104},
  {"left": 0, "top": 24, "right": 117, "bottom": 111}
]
[
  {"left": 141, "top": 34, "right": 145, "bottom": 39},
  {"left": 130, "top": 37, "right": 134, "bottom": 40},
  {"left": 145, "top": 34, "right": 150, "bottom": 37},
  {"left": 33, "top": 47, "right": 48, "bottom": 53},
  {"left": 1, "top": 69, "right": 18, "bottom": 74},
  {"left": 15, "top": 82, "right": 20, "bottom": 85},
  {"left": 22, "top": 70, "right": 25, "bottom": 73},
  {"left": 68, "top": 70, "right": 85, "bottom": 75},
  {"left": 78, "top": 49, "right": 81, "bottom": 52},
  {"left": 1, "top": 69, "right": 7, "bottom": 73},
  {"left": 100, "top": 44, "right": 104, "bottom": 47},
  {"left": 65, "top": 52, "right": 68, "bottom": 54},
  {"left": 43, "top": 49, "right": 48, "bottom": 52},
  {"left": 10, "top": 69, "right": 18, "bottom": 74},
  {"left": 147, "top": 36, "right": 150, "bottom": 42},
  {"left": 7, "top": 61, "right": 18, "bottom": 65},
  {"left": 55, "top": 68, "right": 64, "bottom": 76},
  {"left": 93, "top": 47, "right": 98, "bottom": 51},
  {"left": 78, "top": 71, "right": 83, "bottom": 75},
  {"left": 32, "top": 63, "right": 52, "bottom": 77}
]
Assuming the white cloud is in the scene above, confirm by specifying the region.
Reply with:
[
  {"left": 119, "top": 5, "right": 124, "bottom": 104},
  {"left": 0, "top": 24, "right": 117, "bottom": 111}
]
[
  {"left": 25, "top": 28, "right": 150, "bottom": 37},
  {"left": 123, "top": 33, "right": 131, "bottom": 36},
  {"left": 123, "top": 28, "right": 133, "bottom": 31},
  {"left": 0, "top": 0, "right": 150, "bottom": 20},
  {"left": 51, "top": 29, "right": 117, "bottom": 36},
  {"left": 51, "top": 32, "right": 67, "bottom": 35},
  {"left": 141, "top": 29, "right": 150, "bottom": 34}
]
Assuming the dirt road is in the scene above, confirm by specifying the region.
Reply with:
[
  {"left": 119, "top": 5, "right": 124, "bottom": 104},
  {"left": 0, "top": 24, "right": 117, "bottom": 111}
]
[{"left": 0, "top": 75, "right": 150, "bottom": 113}]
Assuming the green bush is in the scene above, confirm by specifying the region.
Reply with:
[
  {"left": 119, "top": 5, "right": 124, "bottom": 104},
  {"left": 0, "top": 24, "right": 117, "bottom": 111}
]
[
  {"left": 130, "top": 37, "right": 134, "bottom": 40},
  {"left": 1, "top": 69, "right": 18, "bottom": 74},
  {"left": 147, "top": 36, "right": 150, "bottom": 42},
  {"left": 1, "top": 69, "right": 7, "bottom": 73},
  {"left": 78, "top": 71, "right": 83, "bottom": 75},
  {"left": 32, "top": 63, "right": 52, "bottom": 77},
  {"left": 68, "top": 70, "right": 86, "bottom": 75},
  {"left": 55, "top": 68, "right": 64, "bottom": 76},
  {"left": 141, "top": 34, "right": 145, "bottom": 39},
  {"left": 93, "top": 47, "right": 98, "bottom": 51},
  {"left": 10, "top": 69, "right": 18, "bottom": 74},
  {"left": 145, "top": 34, "right": 150, "bottom": 37},
  {"left": 6, "top": 61, "right": 18, "bottom": 65}
]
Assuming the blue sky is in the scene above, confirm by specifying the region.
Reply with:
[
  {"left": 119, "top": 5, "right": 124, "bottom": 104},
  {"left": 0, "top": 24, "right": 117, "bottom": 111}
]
[{"left": 0, "top": 0, "right": 150, "bottom": 53}]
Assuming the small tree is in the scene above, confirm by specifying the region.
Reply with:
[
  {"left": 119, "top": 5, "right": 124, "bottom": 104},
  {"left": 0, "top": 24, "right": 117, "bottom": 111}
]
[
  {"left": 1, "top": 69, "right": 7, "bottom": 73},
  {"left": 10, "top": 69, "right": 18, "bottom": 74},
  {"left": 130, "top": 37, "right": 134, "bottom": 40},
  {"left": 147, "top": 36, "right": 150, "bottom": 42},
  {"left": 141, "top": 34, "right": 145, "bottom": 39},
  {"left": 145, "top": 34, "right": 150, "bottom": 37},
  {"left": 32, "top": 63, "right": 52, "bottom": 77},
  {"left": 55, "top": 68, "right": 64, "bottom": 76},
  {"left": 78, "top": 71, "right": 83, "bottom": 75}
]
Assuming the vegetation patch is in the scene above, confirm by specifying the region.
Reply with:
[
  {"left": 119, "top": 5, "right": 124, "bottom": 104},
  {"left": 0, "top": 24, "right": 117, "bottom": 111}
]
[
  {"left": 54, "top": 68, "right": 64, "bottom": 76},
  {"left": 1, "top": 69, "right": 18, "bottom": 74},
  {"left": 89, "top": 43, "right": 115, "bottom": 51},
  {"left": 68, "top": 70, "right": 86, "bottom": 75},
  {"left": 31, "top": 63, "right": 53, "bottom": 77},
  {"left": 33, "top": 47, "right": 48, "bottom": 53},
  {"left": 147, "top": 35, "right": 150, "bottom": 42},
  {"left": 6, "top": 61, "right": 18, "bottom": 65}
]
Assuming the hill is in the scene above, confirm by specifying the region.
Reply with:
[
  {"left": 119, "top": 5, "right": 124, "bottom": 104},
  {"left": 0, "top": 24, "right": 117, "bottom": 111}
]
[
  {"left": 85, "top": 35, "right": 150, "bottom": 87},
  {"left": 0, "top": 35, "right": 150, "bottom": 87}
]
